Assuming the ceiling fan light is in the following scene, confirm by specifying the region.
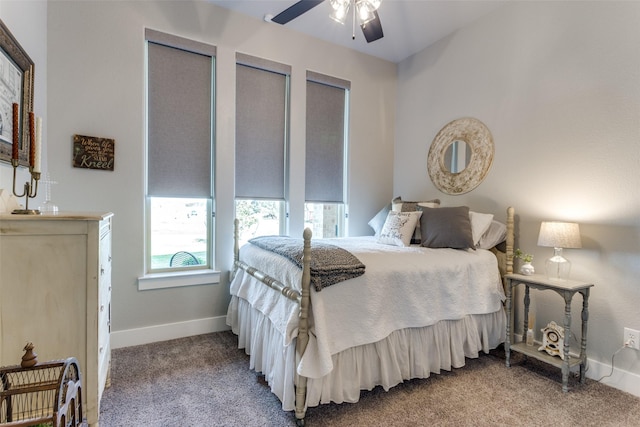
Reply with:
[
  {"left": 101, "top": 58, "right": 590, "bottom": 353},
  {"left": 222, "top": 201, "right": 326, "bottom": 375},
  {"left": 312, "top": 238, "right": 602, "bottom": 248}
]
[
  {"left": 367, "top": 0, "right": 382, "bottom": 11},
  {"left": 356, "top": 0, "right": 381, "bottom": 13},
  {"left": 330, "top": 0, "right": 350, "bottom": 24},
  {"left": 330, "top": 6, "right": 349, "bottom": 24},
  {"left": 330, "top": 0, "right": 349, "bottom": 12},
  {"left": 356, "top": 2, "right": 375, "bottom": 25}
]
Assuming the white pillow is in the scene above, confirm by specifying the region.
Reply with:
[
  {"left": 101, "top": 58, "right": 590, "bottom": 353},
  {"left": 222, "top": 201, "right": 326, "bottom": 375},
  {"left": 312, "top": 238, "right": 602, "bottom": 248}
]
[
  {"left": 368, "top": 204, "right": 391, "bottom": 236},
  {"left": 377, "top": 211, "right": 423, "bottom": 247},
  {"left": 469, "top": 211, "right": 494, "bottom": 246},
  {"left": 478, "top": 220, "right": 508, "bottom": 249}
]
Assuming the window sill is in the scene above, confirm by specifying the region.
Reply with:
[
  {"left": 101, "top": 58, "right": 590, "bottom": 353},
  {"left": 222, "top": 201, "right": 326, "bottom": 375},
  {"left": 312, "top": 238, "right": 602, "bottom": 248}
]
[{"left": 138, "top": 269, "right": 220, "bottom": 291}]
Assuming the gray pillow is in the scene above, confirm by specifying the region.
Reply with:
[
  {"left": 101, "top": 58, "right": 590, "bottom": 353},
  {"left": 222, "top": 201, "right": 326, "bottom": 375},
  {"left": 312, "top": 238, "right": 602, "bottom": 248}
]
[
  {"left": 368, "top": 203, "right": 391, "bottom": 236},
  {"left": 420, "top": 206, "right": 475, "bottom": 249}
]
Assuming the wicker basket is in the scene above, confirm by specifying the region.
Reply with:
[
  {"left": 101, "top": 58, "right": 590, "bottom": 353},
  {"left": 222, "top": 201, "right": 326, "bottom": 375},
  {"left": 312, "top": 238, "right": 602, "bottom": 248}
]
[{"left": 0, "top": 357, "right": 86, "bottom": 427}]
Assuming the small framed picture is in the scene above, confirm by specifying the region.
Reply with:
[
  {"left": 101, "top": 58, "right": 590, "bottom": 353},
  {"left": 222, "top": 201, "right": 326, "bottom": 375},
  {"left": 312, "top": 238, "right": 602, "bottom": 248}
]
[{"left": 73, "top": 134, "right": 115, "bottom": 171}]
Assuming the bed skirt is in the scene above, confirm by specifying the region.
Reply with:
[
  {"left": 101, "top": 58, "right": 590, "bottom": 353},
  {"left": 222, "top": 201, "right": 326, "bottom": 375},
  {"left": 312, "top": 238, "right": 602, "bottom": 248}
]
[{"left": 227, "top": 295, "right": 506, "bottom": 411}]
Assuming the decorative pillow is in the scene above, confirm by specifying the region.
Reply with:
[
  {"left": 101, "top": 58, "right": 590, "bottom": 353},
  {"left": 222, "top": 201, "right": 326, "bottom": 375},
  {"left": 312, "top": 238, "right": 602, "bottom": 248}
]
[
  {"left": 368, "top": 203, "right": 392, "bottom": 236},
  {"left": 392, "top": 196, "right": 440, "bottom": 244},
  {"left": 420, "top": 206, "right": 475, "bottom": 249},
  {"left": 469, "top": 211, "right": 494, "bottom": 246},
  {"left": 377, "top": 211, "right": 423, "bottom": 247},
  {"left": 478, "top": 220, "right": 507, "bottom": 249}
]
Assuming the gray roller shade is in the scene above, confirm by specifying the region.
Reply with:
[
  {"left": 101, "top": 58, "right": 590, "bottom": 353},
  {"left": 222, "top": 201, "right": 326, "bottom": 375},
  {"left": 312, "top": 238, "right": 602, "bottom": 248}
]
[
  {"left": 146, "top": 33, "right": 213, "bottom": 198},
  {"left": 235, "top": 58, "right": 289, "bottom": 200},
  {"left": 305, "top": 74, "right": 349, "bottom": 203}
]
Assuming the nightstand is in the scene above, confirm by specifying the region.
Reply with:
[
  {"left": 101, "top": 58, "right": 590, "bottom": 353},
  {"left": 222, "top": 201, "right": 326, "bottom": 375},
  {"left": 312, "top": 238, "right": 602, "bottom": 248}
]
[{"left": 504, "top": 273, "right": 594, "bottom": 392}]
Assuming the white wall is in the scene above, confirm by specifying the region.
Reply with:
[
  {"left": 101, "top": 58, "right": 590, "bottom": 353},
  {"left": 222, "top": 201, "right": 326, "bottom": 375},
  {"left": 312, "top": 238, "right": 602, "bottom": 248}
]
[
  {"left": 0, "top": 0, "right": 47, "bottom": 206},
  {"left": 43, "top": 1, "right": 396, "bottom": 341},
  {"left": 395, "top": 2, "right": 640, "bottom": 394}
]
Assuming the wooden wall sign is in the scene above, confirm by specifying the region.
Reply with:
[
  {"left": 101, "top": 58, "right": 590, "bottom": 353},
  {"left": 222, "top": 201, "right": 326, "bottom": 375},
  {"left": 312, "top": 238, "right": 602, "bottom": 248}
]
[{"left": 72, "top": 134, "right": 114, "bottom": 171}]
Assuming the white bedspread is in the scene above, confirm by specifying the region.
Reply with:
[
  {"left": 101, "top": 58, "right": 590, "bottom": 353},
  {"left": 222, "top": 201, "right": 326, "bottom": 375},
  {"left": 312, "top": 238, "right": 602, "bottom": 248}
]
[{"left": 229, "top": 236, "right": 505, "bottom": 379}]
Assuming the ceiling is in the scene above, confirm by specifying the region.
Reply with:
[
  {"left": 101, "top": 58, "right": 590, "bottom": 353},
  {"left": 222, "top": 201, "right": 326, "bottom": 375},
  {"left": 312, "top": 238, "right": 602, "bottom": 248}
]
[{"left": 209, "top": 0, "right": 509, "bottom": 63}]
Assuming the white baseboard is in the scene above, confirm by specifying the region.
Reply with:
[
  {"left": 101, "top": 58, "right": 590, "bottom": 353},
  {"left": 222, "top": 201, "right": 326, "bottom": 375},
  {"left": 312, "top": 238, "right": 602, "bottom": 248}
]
[
  {"left": 110, "top": 316, "right": 230, "bottom": 349},
  {"left": 586, "top": 354, "right": 640, "bottom": 398}
]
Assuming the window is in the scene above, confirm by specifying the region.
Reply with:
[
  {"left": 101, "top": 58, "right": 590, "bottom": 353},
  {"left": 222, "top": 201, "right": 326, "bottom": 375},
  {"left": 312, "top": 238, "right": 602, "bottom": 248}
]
[
  {"left": 235, "top": 54, "right": 290, "bottom": 244},
  {"left": 145, "top": 29, "right": 215, "bottom": 273},
  {"left": 148, "top": 198, "right": 208, "bottom": 269},
  {"left": 304, "top": 202, "right": 345, "bottom": 238},
  {"left": 305, "top": 71, "right": 350, "bottom": 238},
  {"left": 235, "top": 199, "right": 286, "bottom": 247}
]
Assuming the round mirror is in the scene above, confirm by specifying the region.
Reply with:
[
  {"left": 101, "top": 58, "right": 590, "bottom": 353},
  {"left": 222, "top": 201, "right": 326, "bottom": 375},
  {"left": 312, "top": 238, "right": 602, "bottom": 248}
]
[
  {"left": 427, "top": 118, "right": 494, "bottom": 195},
  {"left": 443, "top": 140, "right": 471, "bottom": 173}
]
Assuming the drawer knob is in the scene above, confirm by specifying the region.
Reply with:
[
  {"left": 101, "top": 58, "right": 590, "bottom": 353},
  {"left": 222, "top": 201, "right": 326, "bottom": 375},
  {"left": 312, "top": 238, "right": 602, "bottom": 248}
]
[{"left": 100, "top": 305, "right": 105, "bottom": 312}]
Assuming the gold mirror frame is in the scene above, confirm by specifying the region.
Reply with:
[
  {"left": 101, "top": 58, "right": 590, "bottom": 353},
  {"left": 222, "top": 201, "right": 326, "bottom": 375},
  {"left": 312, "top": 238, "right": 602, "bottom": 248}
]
[
  {"left": 0, "top": 19, "right": 35, "bottom": 167},
  {"left": 427, "top": 117, "right": 494, "bottom": 195}
]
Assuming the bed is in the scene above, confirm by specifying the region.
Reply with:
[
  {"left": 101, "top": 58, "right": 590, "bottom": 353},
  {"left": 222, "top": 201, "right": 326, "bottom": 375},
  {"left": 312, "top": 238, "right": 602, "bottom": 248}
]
[{"left": 227, "top": 205, "right": 515, "bottom": 426}]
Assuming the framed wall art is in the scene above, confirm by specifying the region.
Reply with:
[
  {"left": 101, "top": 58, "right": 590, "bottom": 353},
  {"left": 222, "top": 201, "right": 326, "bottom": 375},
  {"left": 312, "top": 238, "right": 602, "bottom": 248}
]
[
  {"left": 0, "top": 18, "right": 34, "bottom": 167},
  {"left": 72, "top": 134, "right": 115, "bottom": 171}
]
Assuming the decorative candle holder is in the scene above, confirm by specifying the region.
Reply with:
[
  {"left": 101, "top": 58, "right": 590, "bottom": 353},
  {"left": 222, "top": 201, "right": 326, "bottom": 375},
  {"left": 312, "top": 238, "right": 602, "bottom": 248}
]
[{"left": 11, "top": 158, "right": 41, "bottom": 215}]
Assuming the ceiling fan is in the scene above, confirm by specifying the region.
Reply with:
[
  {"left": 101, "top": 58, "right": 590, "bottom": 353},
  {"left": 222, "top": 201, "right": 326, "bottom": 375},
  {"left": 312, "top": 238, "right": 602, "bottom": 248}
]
[{"left": 270, "top": 0, "right": 384, "bottom": 43}]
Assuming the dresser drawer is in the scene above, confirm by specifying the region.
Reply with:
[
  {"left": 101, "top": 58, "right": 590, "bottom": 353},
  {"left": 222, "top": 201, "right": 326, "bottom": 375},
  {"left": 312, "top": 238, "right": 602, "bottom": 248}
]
[
  {"left": 99, "top": 277, "right": 111, "bottom": 310},
  {"left": 98, "top": 304, "right": 110, "bottom": 362},
  {"left": 98, "top": 295, "right": 110, "bottom": 332},
  {"left": 99, "top": 232, "right": 112, "bottom": 286},
  {"left": 98, "top": 339, "right": 111, "bottom": 402}
]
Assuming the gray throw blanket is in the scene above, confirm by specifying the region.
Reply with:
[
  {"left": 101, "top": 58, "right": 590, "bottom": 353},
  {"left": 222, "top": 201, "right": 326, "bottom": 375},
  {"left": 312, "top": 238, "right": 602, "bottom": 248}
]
[{"left": 249, "top": 236, "right": 366, "bottom": 291}]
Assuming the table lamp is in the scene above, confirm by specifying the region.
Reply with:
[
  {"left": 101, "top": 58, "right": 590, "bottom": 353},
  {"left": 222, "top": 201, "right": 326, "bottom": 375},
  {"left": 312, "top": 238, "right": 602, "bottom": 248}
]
[{"left": 537, "top": 221, "right": 582, "bottom": 280}]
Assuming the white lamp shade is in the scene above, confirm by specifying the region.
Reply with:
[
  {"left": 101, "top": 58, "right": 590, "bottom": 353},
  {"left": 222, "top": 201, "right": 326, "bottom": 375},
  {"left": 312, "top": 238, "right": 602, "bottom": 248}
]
[{"left": 537, "top": 221, "right": 582, "bottom": 249}]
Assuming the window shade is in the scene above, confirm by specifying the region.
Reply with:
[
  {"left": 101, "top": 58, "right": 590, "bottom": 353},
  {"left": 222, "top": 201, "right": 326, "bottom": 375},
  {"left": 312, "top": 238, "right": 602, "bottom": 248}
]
[
  {"left": 146, "top": 35, "right": 213, "bottom": 198},
  {"left": 235, "top": 58, "right": 289, "bottom": 200},
  {"left": 305, "top": 74, "right": 348, "bottom": 203}
]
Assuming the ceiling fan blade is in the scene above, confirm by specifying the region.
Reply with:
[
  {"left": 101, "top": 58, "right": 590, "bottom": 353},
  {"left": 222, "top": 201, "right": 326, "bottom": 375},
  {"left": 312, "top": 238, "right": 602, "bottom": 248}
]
[
  {"left": 361, "top": 10, "right": 384, "bottom": 43},
  {"left": 271, "top": 0, "right": 325, "bottom": 25}
]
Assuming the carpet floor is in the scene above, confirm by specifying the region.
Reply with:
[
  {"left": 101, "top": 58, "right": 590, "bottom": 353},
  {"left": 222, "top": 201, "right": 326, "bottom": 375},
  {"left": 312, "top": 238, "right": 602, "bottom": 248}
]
[{"left": 99, "top": 331, "right": 640, "bottom": 426}]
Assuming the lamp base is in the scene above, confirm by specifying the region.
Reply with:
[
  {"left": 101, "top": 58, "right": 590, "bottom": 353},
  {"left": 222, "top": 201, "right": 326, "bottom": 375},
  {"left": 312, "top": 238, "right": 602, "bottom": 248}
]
[{"left": 545, "top": 247, "right": 571, "bottom": 280}]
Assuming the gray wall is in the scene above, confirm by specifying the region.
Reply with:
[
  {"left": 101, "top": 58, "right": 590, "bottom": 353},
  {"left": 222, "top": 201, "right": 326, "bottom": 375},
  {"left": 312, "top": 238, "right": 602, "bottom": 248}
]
[
  {"left": 395, "top": 2, "right": 640, "bottom": 392},
  {"left": 41, "top": 2, "right": 396, "bottom": 336}
]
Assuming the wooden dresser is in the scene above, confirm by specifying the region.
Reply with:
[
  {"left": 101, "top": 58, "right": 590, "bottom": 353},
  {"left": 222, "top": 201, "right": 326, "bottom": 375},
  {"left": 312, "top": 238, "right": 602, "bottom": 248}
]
[{"left": 0, "top": 212, "right": 113, "bottom": 426}]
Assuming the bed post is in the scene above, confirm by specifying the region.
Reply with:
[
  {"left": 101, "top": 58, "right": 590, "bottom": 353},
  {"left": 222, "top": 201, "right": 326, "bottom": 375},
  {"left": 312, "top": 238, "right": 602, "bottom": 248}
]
[
  {"left": 505, "top": 206, "right": 515, "bottom": 275},
  {"left": 294, "top": 228, "right": 312, "bottom": 426}
]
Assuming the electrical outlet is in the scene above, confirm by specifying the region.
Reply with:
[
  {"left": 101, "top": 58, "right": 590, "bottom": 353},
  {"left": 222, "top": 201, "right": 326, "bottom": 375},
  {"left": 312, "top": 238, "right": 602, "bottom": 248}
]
[{"left": 624, "top": 327, "right": 640, "bottom": 350}]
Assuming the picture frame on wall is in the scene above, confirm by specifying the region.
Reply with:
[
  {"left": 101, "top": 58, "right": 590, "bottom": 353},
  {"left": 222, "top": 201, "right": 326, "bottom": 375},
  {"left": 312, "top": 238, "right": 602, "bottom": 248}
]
[{"left": 0, "top": 18, "right": 34, "bottom": 167}]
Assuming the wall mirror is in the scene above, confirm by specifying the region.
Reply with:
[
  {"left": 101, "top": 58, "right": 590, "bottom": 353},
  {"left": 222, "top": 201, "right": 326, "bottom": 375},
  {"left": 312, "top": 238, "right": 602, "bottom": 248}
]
[
  {"left": 427, "top": 117, "right": 494, "bottom": 195},
  {"left": 443, "top": 140, "right": 471, "bottom": 173},
  {"left": 0, "top": 19, "right": 35, "bottom": 167}
]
